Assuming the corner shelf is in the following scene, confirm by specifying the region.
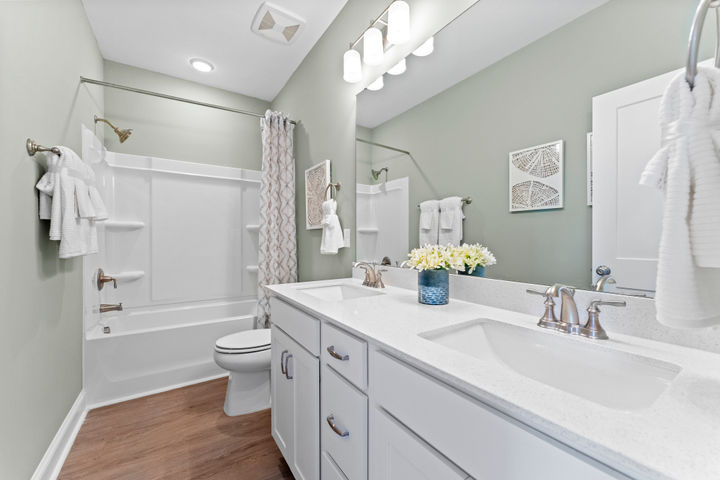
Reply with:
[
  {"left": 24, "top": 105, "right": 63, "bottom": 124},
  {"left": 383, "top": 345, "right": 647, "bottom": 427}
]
[
  {"left": 104, "top": 220, "right": 145, "bottom": 231},
  {"left": 357, "top": 227, "right": 379, "bottom": 234},
  {"left": 245, "top": 224, "right": 260, "bottom": 233},
  {"left": 246, "top": 266, "right": 259, "bottom": 273}
]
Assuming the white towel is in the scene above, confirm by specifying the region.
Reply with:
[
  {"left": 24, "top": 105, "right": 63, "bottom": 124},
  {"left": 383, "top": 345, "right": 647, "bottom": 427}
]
[
  {"left": 320, "top": 199, "right": 344, "bottom": 255},
  {"left": 640, "top": 66, "right": 720, "bottom": 328},
  {"left": 438, "top": 196, "right": 464, "bottom": 246},
  {"left": 419, "top": 200, "right": 439, "bottom": 246}
]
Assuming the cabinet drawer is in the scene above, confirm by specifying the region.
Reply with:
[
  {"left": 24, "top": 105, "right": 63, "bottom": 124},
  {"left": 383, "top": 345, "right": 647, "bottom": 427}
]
[
  {"left": 270, "top": 297, "right": 320, "bottom": 356},
  {"left": 322, "top": 323, "right": 367, "bottom": 390},
  {"left": 370, "top": 350, "right": 617, "bottom": 480},
  {"left": 321, "top": 365, "right": 368, "bottom": 480},
  {"left": 322, "top": 451, "right": 349, "bottom": 480}
]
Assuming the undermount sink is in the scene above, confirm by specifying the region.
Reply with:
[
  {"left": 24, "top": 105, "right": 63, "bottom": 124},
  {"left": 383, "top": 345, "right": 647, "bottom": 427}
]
[
  {"left": 297, "top": 284, "right": 384, "bottom": 302},
  {"left": 420, "top": 319, "right": 681, "bottom": 411}
]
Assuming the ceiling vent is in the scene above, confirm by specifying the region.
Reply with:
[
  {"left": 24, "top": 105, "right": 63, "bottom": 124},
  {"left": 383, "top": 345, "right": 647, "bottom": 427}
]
[{"left": 251, "top": 2, "right": 305, "bottom": 45}]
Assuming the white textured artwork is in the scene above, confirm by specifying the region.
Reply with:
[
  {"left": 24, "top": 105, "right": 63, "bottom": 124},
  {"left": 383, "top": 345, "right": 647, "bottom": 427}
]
[
  {"left": 305, "top": 160, "right": 330, "bottom": 229},
  {"left": 509, "top": 140, "right": 564, "bottom": 212}
]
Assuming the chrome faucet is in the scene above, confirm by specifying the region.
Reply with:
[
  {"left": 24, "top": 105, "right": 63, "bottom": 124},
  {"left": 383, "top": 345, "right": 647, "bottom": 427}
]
[
  {"left": 551, "top": 284, "right": 581, "bottom": 334},
  {"left": 353, "top": 262, "right": 386, "bottom": 288},
  {"left": 593, "top": 265, "right": 617, "bottom": 292}
]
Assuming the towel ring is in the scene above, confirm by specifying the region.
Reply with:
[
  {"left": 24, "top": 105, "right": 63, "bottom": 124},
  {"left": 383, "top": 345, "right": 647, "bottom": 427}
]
[{"left": 324, "top": 182, "right": 341, "bottom": 199}]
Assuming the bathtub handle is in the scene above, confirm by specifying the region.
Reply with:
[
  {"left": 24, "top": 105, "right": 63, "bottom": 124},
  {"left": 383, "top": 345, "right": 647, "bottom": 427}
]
[
  {"left": 284, "top": 354, "right": 293, "bottom": 380},
  {"left": 280, "top": 350, "right": 288, "bottom": 375}
]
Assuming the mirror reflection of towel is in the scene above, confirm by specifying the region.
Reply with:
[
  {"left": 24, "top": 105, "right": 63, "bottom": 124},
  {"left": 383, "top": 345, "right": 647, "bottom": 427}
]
[
  {"left": 438, "top": 196, "right": 464, "bottom": 246},
  {"left": 419, "top": 200, "right": 439, "bottom": 246}
]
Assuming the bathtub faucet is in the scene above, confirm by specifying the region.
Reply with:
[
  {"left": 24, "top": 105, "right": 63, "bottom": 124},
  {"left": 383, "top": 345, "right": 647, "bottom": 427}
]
[{"left": 100, "top": 303, "right": 123, "bottom": 313}]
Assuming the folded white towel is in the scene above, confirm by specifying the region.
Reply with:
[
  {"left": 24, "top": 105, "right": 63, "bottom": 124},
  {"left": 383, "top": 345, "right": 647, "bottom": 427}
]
[
  {"left": 438, "top": 196, "right": 464, "bottom": 246},
  {"left": 419, "top": 200, "right": 439, "bottom": 246},
  {"left": 641, "top": 66, "right": 720, "bottom": 328},
  {"left": 320, "top": 199, "right": 344, "bottom": 255}
]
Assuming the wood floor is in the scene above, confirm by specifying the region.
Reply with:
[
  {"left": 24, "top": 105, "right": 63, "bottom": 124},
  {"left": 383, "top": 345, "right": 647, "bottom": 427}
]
[{"left": 59, "top": 378, "right": 293, "bottom": 480}]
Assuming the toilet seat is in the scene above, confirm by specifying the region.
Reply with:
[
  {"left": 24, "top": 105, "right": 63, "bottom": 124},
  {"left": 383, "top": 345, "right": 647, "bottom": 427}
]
[{"left": 215, "top": 328, "right": 271, "bottom": 355}]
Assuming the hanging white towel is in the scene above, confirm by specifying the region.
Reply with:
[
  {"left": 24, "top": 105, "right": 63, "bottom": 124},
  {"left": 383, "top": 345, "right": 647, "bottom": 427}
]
[
  {"left": 419, "top": 200, "right": 439, "bottom": 246},
  {"left": 438, "top": 196, "right": 464, "bottom": 246},
  {"left": 320, "top": 199, "right": 344, "bottom": 255},
  {"left": 640, "top": 66, "right": 720, "bottom": 328}
]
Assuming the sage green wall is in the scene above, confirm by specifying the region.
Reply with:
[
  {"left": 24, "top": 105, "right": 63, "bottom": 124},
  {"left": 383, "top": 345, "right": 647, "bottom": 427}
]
[
  {"left": 272, "top": 0, "right": 477, "bottom": 281},
  {"left": 0, "top": 1, "right": 104, "bottom": 478},
  {"left": 103, "top": 60, "right": 269, "bottom": 169},
  {"left": 366, "top": 0, "right": 713, "bottom": 288}
]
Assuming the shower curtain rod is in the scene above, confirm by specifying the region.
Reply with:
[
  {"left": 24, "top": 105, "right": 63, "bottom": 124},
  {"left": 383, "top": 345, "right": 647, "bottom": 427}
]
[
  {"left": 79, "top": 77, "right": 297, "bottom": 125},
  {"left": 355, "top": 137, "right": 410, "bottom": 155}
]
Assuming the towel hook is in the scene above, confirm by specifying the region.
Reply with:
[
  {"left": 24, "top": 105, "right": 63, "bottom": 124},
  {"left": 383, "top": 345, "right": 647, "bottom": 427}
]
[{"left": 324, "top": 181, "right": 341, "bottom": 200}]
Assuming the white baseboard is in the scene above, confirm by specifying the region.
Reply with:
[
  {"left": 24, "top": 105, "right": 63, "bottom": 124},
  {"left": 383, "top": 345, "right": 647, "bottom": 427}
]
[{"left": 31, "top": 390, "right": 87, "bottom": 480}]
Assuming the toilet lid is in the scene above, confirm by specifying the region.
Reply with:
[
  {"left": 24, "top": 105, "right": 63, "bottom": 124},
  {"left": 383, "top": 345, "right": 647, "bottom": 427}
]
[{"left": 215, "top": 328, "right": 271, "bottom": 354}]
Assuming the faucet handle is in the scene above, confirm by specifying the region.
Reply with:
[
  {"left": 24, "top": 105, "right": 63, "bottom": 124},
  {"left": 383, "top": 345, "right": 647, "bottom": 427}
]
[
  {"left": 581, "top": 300, "right": 626, "bottom": 340},
  {"left": 526, "top": 289, "right": 558, "bottom": 329},
  {"left": 376, "top": 269, "right": 387, "bottom": 289}
]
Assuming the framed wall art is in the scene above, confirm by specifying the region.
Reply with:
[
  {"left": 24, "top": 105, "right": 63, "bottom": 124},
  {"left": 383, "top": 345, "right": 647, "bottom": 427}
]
[
  {"left": 305, "top": 159, "right": 331, "bottom": 229},
  {"left": 509, "top": 140, "right": 564, "bottom": 212}
]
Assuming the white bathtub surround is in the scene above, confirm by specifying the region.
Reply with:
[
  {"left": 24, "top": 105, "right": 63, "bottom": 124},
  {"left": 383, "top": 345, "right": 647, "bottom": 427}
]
[
  {"left": 269, "top": 276, "right": 720, "bottom": 480},
  {"left": 257, "top": 110, "right": 297, "bottom": 327},
  {"left": 320, "top": 199, "right": 344, "bottom": 255},
  {"left": 438, "top": 196, "right": 464, "bottom": 246},
  {"left": 356, "top": 177, "right": 409, "bottom": 264},
  {"left": 213, "top": 328, "right": 272, "bottom": 416},
  {"left": 641, "top": 66, "right": 720, "bottom": 329}
]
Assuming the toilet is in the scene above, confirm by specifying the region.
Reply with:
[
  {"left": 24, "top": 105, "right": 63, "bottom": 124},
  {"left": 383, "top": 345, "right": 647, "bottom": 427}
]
[{"left": 213, "top": 328, "right": 271, "bottom": 416}]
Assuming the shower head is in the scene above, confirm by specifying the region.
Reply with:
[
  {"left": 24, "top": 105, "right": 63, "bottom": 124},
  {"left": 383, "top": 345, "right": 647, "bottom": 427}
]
[
  {"left": 94, "top": 116, "right": 133, "bottom": 143},
  {"left": 371, "top": 167, "right": 388, "bottom": 181}
]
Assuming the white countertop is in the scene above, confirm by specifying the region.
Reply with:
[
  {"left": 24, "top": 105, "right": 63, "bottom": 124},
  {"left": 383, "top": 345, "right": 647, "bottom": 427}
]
[{"left": 267, "top": 278, "right": 720, "bottom": 480}]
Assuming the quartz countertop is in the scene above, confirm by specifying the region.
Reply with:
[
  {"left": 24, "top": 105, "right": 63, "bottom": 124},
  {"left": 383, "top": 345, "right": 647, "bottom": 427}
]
[{"left": 267, "top": 278, "right": 720, "bottom": 480}]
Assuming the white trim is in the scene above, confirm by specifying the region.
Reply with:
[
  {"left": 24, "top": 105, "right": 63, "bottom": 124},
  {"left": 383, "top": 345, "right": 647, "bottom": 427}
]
[{"left": 31, "top": 390, "right": 87, "bottom": 480}]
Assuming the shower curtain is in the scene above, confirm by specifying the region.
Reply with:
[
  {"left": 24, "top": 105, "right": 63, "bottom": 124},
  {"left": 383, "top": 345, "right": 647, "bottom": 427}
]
[{"left": 257, "top": 110, "right": 297, "bottom": 327}]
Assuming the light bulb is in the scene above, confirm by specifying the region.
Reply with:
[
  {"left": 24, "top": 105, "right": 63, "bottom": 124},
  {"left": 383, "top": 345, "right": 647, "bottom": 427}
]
[
  {"left": 412, "top": 36, "right": 434, "bottom": 57},
  {"left": 367, "top": 75, "right": 384, "bottom": 91},
  {"left": 189, "top": 58, "right": 214, "bottom": 72},
  {"left": 387, "top": 58, "right": 406, "bottom": 76},
  {"left": 387, "top": 1, "right": 410, "bottom": 45},
  {"left": 343, "top": 49, "right": 362, "bottom": 83},
  {"left": 363, "top": 27, "right": 384, "bottom": 66}
]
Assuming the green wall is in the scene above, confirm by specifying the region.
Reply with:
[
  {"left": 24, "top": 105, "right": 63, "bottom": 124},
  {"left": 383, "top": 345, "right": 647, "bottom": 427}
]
[
  {"left": 272, "top": 0, "right": 477, "bottom": 281},
  {"left": 365, "top": 0, "right": 713, "bottom": 288},
  {"left": 103, "top": 60, "right": 270, "bottom": 170},
  {"left": 0, "top": 1, "right": 104, "bottom": 478}
]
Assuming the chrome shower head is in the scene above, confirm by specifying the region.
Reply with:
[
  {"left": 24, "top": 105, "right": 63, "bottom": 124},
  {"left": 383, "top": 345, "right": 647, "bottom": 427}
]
[
  {"left": 95, "top": 116, "right": 133, "bottom": 143},
  {"left": 371, "top": 167, "right": 388, "bottom": 181}
]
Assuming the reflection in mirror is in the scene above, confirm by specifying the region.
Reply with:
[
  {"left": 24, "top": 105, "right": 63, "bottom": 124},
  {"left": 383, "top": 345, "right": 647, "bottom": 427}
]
[{"left": 355, "top": 0, "right": 715, "bottom": 295}]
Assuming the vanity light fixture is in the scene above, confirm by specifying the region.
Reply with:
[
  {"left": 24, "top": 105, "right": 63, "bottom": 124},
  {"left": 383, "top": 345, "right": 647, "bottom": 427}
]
[
  {"left": 363, "top": 27, "right": 384, "bottom": 66},
  {"left": 189, "top": 58, "right": 214, "bottom": 73},
  {"left": 412, "top": 36, "right": 434, "bottom": 57},
  {"left": 367, "top": 75, "right": 384, "bottom": 91},
  {"left": 387, "top": 1, "right": 410, "bottom": 45},
  {"left": 387, "top": 58, "right": 407, "bottom": 75},
  {"left": 343, "top": 49, "right": 362, "bottom": 83}
]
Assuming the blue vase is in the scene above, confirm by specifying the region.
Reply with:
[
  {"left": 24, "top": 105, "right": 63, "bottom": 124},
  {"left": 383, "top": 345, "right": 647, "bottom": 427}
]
[
  {"left": 418, "top": 269, "right": 449, "bottom": 305},
  {"left": 458, "top": 266, "right": 485, "bottom": 277}
]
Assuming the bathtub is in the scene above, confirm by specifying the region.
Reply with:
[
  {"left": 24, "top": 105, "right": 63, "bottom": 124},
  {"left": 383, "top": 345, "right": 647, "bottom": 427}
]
[{"left": 84, "top": 300, "right": 256, "bottom": 408}]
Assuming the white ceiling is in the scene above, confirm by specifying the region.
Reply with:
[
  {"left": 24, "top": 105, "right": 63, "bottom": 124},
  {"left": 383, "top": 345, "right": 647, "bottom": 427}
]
[
  {"left": 82, "top": 0, "right": 349, "bottom": 102},
  {"left": 357, "top": 0, "right": 610, "bottom": 129}
]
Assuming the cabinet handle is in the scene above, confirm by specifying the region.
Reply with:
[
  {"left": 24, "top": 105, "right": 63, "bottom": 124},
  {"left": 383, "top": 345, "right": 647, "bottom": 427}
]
[
  {"left": 284, "top": 354, "right": 293, "bottom": 380},
  {"left": 326, "top": 415, "right": 349, "bottom": 438},
  {"left": 326, "top": 345, "right": 349, "bottom": 361},
  {"left": 280, "top": 350, "right": 288, "bottom": 375}
]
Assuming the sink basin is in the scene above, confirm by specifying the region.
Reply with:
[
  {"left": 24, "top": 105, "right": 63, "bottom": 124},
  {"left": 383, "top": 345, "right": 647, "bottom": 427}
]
[
  {"left": 420, "top": 319, "right": 681, "bottom": 411},
  {"left": 298, "top": 284, "right": 384, "bottom": 302}
]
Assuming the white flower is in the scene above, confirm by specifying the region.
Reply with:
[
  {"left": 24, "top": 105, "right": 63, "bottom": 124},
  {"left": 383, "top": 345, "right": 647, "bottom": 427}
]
[
  {"left": 455, "top": 243, "right": 497, "bottom": 274},
  {"left": 407, "top": 244, "right": 464, "bottom": 271}
]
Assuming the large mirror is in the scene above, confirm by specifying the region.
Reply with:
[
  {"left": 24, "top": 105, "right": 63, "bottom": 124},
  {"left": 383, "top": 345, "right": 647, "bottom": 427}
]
[{"left": 355, "top": 0, "right": 713, "bottom": 296}]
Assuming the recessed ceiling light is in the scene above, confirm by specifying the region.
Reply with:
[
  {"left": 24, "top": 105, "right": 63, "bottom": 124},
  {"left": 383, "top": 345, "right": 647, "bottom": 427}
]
[{"left": 189, "top": 58, "right": 214, "bottom": 73}]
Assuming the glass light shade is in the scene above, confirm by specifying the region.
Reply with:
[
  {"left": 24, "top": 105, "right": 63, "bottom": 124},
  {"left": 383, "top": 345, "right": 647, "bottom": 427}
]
[
  {"left": 387, "top": 1, "right": 410, "bottom": 45},
  {"left": 412, "top": 36, "right": 434, "bottom": 57},
  {"left": 367, "top": 75, "right": 384, "bottom": 91},
  {"left": 363, "top": 27, "right": 384, "bottom": 66},
  {"left": 343, "top": 49, "right": 362, "bottom": 83},
  {"left": 387, "top": 58, "right": 406, "bottom": 76}
]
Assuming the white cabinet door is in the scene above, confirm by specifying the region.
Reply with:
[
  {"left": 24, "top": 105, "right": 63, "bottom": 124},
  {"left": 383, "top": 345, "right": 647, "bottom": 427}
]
[
  {"left": 271, "top": 325, "right": 294, "bottom": 459},
  {"left": 370, "top": 407, "right": 468, "bottom": 480}
]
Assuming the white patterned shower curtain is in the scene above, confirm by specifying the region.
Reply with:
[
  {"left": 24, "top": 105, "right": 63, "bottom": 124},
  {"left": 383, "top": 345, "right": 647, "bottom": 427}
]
[{"left": 257, "top": 110, "right": 297, "bottom": 328}]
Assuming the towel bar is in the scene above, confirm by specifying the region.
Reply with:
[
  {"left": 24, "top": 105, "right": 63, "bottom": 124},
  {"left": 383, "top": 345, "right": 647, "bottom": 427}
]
[
  {"left": 26, "top": 138, "right": 60, "bottom": 156},
  {"left": 417, "top": 196, "right": 472, "bottom": 209},
  {"left": 324, "top": 181, "right": 341, "bottom": 199}
]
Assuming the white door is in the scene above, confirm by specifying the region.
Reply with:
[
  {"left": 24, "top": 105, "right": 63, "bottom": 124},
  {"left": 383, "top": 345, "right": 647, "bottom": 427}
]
[
  {"left": 592, "top": 67, "right": 682, "bottom": 294},
  {"left": 271, "top": 325, "right": 294, "bottom": 459},
  {"left": 370, "top": 407, "right": 469, "bottom": 480}
]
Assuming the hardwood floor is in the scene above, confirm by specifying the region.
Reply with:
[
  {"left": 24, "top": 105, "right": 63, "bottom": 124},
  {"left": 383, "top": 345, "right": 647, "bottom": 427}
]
[{"left": 59, "top": 378, "right": 293, "bottom": 480}]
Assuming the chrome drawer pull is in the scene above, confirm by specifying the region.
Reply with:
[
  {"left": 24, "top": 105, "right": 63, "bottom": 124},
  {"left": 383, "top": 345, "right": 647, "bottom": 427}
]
[
  {"left": 326, "top": 415, "right": 349, "bottom": 438},
  {"left": 326, "top": 345, "right": 349, "bottom": 361},
  {"left": 284, "top": 354, "right": 293, "bottom": 380},
  {"left": 280, "top": 350, "right": 288, "bottom": 374}
]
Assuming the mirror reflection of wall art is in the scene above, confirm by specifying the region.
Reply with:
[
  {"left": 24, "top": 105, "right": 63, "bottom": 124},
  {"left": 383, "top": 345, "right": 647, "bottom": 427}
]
[
  {"left": 305, "top": 159, "right": 331, "bottom": 230},
  {"left": 509, "top": 140, "right": 564, "bottom": 212}
]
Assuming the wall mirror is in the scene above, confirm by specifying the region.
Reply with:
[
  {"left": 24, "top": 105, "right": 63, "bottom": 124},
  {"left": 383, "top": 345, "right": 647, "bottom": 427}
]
[{"left": 355, "top": 0, "right": 714, "bottom": 296}]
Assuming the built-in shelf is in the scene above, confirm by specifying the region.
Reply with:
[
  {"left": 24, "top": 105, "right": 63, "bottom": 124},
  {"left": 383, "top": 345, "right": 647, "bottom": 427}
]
[
  {"left": 246, "top": 266, "right": 259, "bottom": 273},
  {"left": 104, "top": 220, "right": 145, "bottom": 231},
  {"left": 245, "top": 224, "right": 260, "bottom": 233},
  {"left": 106, "top": 270, "right": 145, "bottom": 283},
  {"left": 357, "top": 227, "right": 379, "bottom": 234}
]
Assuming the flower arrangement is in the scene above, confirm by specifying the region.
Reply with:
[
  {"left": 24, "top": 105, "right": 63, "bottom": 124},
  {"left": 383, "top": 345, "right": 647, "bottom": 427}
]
[
  {"left": 407, "top": 245, "right": 464, "bottom": 271},
  {"left": 456, "top": 243, "right": 497, "bottom": 274}
]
